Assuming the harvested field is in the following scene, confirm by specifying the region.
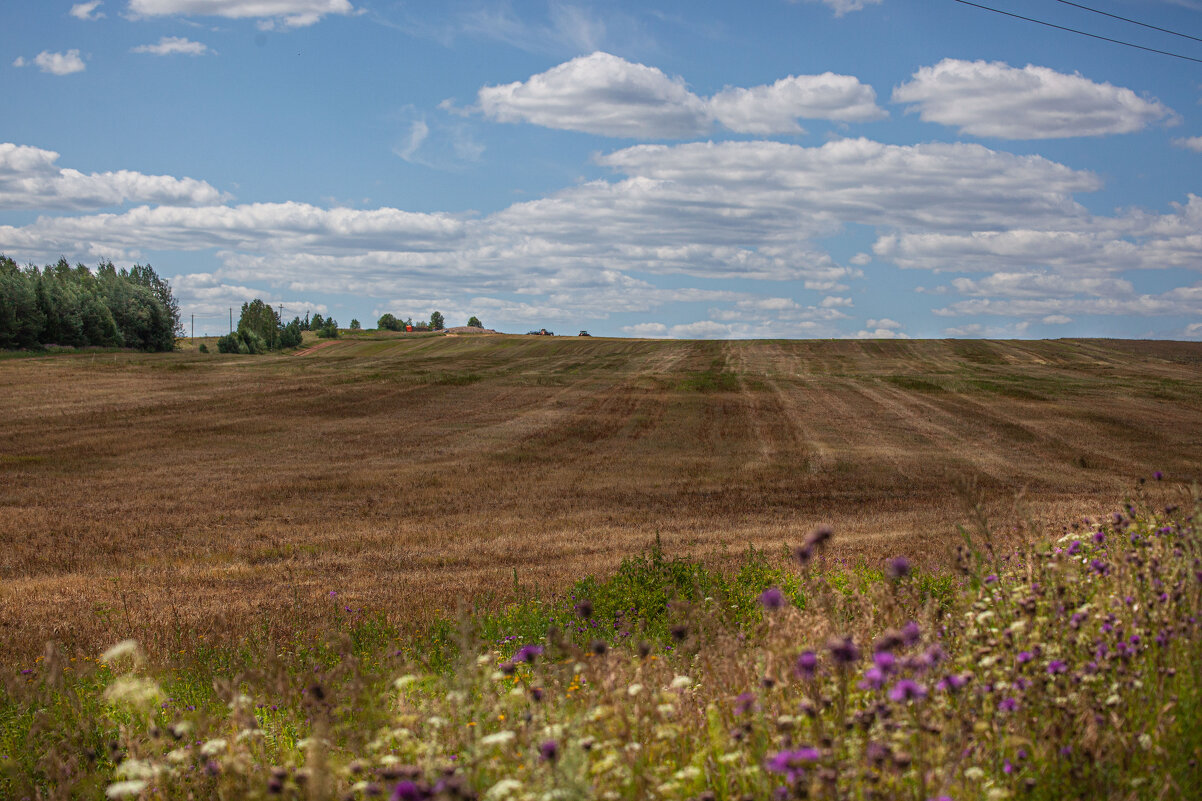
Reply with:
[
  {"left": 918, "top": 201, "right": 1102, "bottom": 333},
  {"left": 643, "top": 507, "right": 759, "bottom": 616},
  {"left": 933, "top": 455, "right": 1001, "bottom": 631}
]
[{"left": 1, "top": 336, "right": 1200, "bottom": 662}]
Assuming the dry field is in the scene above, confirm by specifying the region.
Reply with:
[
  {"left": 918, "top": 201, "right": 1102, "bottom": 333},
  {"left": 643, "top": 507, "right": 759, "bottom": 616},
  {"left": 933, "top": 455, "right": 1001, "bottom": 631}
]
[{"left": 2, "top": 335, "right": 1200, "bottom": 663}]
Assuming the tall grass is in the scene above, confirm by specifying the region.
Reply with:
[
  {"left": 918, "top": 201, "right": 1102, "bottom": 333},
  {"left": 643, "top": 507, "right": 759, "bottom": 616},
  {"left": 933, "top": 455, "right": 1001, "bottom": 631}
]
[{"left": 2, "top": 484, "right": 1200, "bottom": 800}]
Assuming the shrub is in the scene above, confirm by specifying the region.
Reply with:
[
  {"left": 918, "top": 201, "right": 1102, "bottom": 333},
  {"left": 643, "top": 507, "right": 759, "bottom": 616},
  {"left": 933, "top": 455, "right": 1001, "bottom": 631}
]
[{"left": 197, "top": 343, "right": 208, "bottom": 353}]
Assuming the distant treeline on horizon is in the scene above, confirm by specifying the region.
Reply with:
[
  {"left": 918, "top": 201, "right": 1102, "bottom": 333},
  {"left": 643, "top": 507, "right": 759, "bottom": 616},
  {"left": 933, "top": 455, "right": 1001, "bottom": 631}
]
[{"left": 0, "top": 255, "right": 181, "bottom": 352}]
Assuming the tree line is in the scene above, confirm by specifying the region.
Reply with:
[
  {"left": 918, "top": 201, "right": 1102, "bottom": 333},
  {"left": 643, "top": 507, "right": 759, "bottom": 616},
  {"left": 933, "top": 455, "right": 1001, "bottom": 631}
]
[
  {"left": 217, "top": 301, "right": 344, "bottom": 354},
  {"left": 0, "top": 255, "right": 181, "bottom": 351}
]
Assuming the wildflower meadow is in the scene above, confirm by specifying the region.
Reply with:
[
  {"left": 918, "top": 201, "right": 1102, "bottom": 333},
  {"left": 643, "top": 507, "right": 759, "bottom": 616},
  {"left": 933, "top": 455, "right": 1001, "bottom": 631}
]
[{"left": 2, "top": 479, "right": 1199, "bottom": 801}]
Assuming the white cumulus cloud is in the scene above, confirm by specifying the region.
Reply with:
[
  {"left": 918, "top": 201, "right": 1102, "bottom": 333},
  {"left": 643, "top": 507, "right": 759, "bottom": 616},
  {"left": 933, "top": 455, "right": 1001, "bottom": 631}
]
[
  {"left": 131, "top": 37, "right": 212, "bottom": 56},
  {"left": 1174, "top": 136, "right": 1202, "bottom": 152},
  {"left": 21, "top": 50, "right": 88, "bottom": 76},
  {"left": 893, "top": 59, "right": 1177, "bottom": 139},
  {"left": 479, "top": 52, "right": 711, "bottom": 138},
  {"left": 70, "top": 2, "right": 105, "bottom": 20},
  {"left": 127, "top": 0, "right": 355, "bottom": 28},
  {"left": 478, "top": 52, "right": 884, "bottom": 138},
  {"left": 709, "top": 73, "right": 887, "bottom": 133},
  {"left": 0, "top": 143, "right": 228, "bottom": 210}
]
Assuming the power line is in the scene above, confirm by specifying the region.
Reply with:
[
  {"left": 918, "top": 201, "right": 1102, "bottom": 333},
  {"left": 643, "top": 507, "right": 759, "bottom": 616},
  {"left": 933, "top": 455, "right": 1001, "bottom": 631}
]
[
  {"left": 950, "top": 0, "right": 1202, "bottom": 64},
  {"left": 1051, "top": 0, "right": 1202, "bottom": 45}
]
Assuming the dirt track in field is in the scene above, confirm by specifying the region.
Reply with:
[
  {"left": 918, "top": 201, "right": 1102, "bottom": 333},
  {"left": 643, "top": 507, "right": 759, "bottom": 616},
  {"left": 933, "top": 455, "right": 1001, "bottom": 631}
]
[{"left": 1, "top": 336, "right": 1200, "bottom": 661}]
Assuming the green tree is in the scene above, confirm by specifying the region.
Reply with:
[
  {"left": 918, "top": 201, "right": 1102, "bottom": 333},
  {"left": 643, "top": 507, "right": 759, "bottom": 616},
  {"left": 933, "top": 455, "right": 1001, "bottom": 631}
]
[
  {"left": 429, "top": 311, "right": 445, "bottom": 331},
  {"left": 0, "top": 257, "right": 44, "bottom": 349},
  {"left": 350, "top": 318, "right": 361, "bottom": 330},
  {"left": 311, "top": 312, "right": 325, "bottom": 331},
  {"left": 237, "top": 299, "right": 281, "bottom": 350},
  {"left": 377, "top": 313, "right": 400, "bottom": 331},
  {"left": 467, "top": 315, "right": 482, "bottom": 328},
  {"left": 279, "top": 318, "right": 303, "bottom": 349},
  {"left": 129, "top": 263, "right": 182, "bottom": 345},
  {"left": 316, "top": 318, "right": 339, "bottom": 339}
]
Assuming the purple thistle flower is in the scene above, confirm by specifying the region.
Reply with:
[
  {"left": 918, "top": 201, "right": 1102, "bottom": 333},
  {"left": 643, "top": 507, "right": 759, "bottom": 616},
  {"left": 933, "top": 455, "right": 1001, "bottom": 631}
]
[
  {"left": 513, "top": 645, "right": 544, "bottom": 664},
  {"left": 902, "top": 620, "right": 921, "bottom": 646},
  {"left": 888, "top": 679, "right": 927, "bottom": 703},
  {"left": 998, "top": 696, "right": 1019, "bottom": 712},
  {"left": 1016, "top": 651, "right": 1033, "bottom": 665},
  {"left": 539, "top": 740, "right": 559, "bottom": 762},
  {"left": 1154, "top": 471, "right": 1163, "bottom": 480},
  {"left": 1093, "top": 530, "right": 1106, "bottom": 545},
  {"left": 887, "top": 556, "right": 912, "bottom": 581},
  {"left": 922, "top": 644, "right": 945, "bottom": 668},
  {"left": 873, "top": 651, "right": 897, "bottom": 673},
  {"left": 735, "top": 692, "right": 757, "bottom": 715},
  {"left": 936, "top": 673, "right": 968, "bottom": 693},
  {"left": 1067, "top": 541, "right": 1082, "bottom": 556},
  {"left": 827, "top": 636, "right": 861, "bottom": 666},
  {"left": 859, "top": 666, "right": 887, "bottom": 691},
  {"left": 795, "top": 650, "right": 819, "bottom": 679},
  {"left": 391, "top": 782, "right": 422, "bottom": 801},
  {"left": 984, "top": 574, "right": 998, "bottom": 584},
  {"left": 804, "top": 526, "right": 832, "bottom": 550},
  {"left": 1046, "top": 660, "right": 1067, "bottom": 675},
  {"left": 758, "top": 587, "right": 785, "bottom": 610},
  {"left": 765, "top": 747, "right": 821, "bottom": 784},
  {"left": 1091, "top": 559, "right": 1109, "bottom": 576}
]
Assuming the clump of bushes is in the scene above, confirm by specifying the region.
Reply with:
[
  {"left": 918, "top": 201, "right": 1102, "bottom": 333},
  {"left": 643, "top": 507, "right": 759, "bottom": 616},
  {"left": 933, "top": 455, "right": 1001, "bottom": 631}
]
[{"left": 2, "top": 481, "right": 1199, "bottom": 800}]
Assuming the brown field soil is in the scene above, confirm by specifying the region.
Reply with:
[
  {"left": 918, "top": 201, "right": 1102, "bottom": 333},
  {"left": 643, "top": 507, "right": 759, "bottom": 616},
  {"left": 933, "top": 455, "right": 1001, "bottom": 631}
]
[{"left": 2, "top": 336, "right": 1200, "bottom": 663}]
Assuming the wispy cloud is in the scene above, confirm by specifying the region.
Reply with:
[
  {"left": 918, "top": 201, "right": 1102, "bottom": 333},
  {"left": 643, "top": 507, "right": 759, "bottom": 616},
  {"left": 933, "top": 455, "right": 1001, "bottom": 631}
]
[
  {"left": 131, "top": 37, "right": 213, "bottom": 56},
  {"left": 127, "top": 0, "right": 356, "bottom": 29}
]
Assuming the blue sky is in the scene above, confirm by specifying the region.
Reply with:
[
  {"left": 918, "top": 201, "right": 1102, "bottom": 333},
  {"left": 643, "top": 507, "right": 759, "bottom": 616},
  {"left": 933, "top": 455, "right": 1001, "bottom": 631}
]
[{"left": 3, "top": 0, "right": 1201, "bottom": 339}]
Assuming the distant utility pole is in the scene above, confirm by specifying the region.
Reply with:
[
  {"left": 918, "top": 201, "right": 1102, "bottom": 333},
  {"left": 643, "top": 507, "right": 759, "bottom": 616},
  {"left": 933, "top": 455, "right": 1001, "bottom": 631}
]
[
  {"left": 229, "top": 308, "right": 233, "bottom": 333},
  {"left": 191, "top": 314, "right": 194, "bottom": 342}
]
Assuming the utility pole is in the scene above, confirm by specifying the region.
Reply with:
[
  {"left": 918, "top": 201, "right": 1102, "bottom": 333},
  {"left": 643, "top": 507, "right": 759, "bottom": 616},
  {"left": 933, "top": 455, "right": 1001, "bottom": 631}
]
[
  {"left": 229, "top": 307, "right": 233, "bottom": 333},
  {"left": 191, "top": 314, "right": 194, "bottom": 343}
]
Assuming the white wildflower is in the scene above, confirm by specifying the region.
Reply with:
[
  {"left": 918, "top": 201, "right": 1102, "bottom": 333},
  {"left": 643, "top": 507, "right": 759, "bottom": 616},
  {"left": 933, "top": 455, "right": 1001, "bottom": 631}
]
[
  {"left": 670, "top": 675, "right": 693, "bottom": 689},
  {"left": 627, "top": 683, "right": 643, "bottom": 697},
  {"left": 1139, "top": 733, "right": 1153, "bottom": 750},
  {"left": 484, "top": 778, "right": 523, "bottom": 800},
  {"left": 674, "top": 766, "right": 702, "bottom": 781},
  {"left": 105, "top": 780, "right": 147, "bottom": 799},
  {"left": 200, "top": 738, "right": 227, "bottom": 757},
  {"left": 394, "top": 674, "right": 419, "bottom": 689},
  {"left": 965, "top": 767, "right": 985, "bottom": 781},
  {"left": 480, "top": 730, "right": 516, "bottom": 747},
  {"left": 115, "top": 758, "right": 156, "bottom": 780}
]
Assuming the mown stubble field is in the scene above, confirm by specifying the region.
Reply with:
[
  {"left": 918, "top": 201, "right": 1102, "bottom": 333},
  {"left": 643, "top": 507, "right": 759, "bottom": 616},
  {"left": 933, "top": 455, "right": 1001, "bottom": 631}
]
[{"left": 2, "top": 335, "right": 1200, "bottom": 663}]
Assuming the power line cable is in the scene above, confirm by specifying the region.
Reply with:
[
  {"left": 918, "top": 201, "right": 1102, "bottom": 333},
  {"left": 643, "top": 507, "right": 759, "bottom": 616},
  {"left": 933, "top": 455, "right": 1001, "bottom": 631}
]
[
  {"left": 950, "top": 0, "right": 1202, "bottom": 64},
  {"left": 1051, "top": 0, "right": 1202, "bottom": 45}
]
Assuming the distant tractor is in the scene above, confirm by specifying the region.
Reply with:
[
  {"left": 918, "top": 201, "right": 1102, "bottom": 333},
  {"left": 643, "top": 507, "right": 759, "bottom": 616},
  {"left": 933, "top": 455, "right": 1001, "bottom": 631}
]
[
  {"left": 578, "top": 330, "right": 591, "bottom": 337},
  {"left": 527, "top": 328, "right": 554, "bottom": 336}
]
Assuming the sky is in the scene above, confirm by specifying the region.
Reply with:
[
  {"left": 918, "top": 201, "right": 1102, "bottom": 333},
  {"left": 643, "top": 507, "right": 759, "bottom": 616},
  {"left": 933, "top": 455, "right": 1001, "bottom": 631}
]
[{"left": 3, "top": 0, "right": 1202, "bottom": 340}]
